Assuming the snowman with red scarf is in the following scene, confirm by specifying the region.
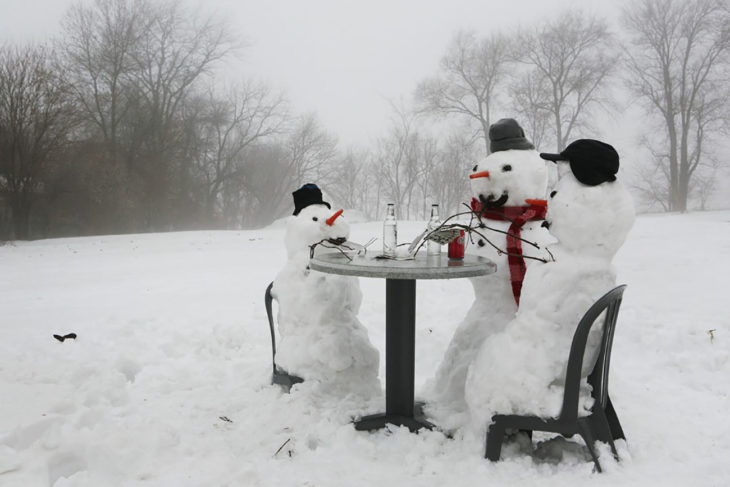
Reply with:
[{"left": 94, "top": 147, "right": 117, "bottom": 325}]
[
  {"left": 272, "top": 184, "right": 380, "bottom": 397},
  {"left": 424, "top": 119, "right": 553, "bottom": 428},
  {"left": 465, "top": 139, "right": 635, "bottom": 432}
]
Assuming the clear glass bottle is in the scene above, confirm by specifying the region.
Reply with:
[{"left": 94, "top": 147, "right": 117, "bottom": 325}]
[
  {"left": 383, "top": 203, "right": 397, "bottom": 257},
  {"left": 426, "top": 203, "right": 441, "bottom": 256}
]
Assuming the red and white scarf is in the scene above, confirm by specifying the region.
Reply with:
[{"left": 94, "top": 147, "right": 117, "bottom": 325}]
[{"left": 470, "top": 198, "right": 547, "bottom": 306}]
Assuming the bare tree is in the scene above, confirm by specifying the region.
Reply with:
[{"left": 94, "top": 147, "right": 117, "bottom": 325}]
[
  {"left": 60, "top": 0, "right": 237, "bottom": 230},
  {"left": 222, "top": 142, "right": 287, "bottom": 228},
  {"left": 415, "top": 31, "right": 513, "bottom": 154},
  {"left": 430, "top": 133, "right": 475, "bottom": 217},
  {"left": 189, "top": 82, "right": 287, "bottom": 223},
  {"left": 285, "top": 113, "right": 338, "bottom": 188},
  {"left": 223, "top": 114, "right": 338, "bottom": 228},
  {"left": 516, "top": 11, "right": 616, "bottom": 151},
  {"left": 0, "top": 44, "right": 75, "bottom": 239},
  {"left": 128, "top": 1, "right": 236, "bottom": 229},
  {"left": 60, "top": 0, "right": 142, "bottom": 161},
  {"left": 130, "top": 1, "right": 236, "bottom": 155},
  {"left": 623, "top": 0, "right": 730, "bottom": 212},
  {"left": 509, "top": 72, "right": 552, "bottom": 150},
  {"left": 630, "top": 143, "right": 672, "bottom": 211},
  {"left": 373, "top": 103, "right": 424, "bottom": 219},
  {"left": 414, "top": 136, "right": 439, "bottom": 219},
  {"left": 692, "top": 163, "right": 719, "bottom": 210},
  {"left": 326, "top": 146, "right": 374, "bottom": 216}
]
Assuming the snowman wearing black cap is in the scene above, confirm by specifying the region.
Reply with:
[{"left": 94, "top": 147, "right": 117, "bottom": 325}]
[
  {"left": 423, "top": 118, "right": 553, "bottom": 428},
  {"left": 464, "top": 139, "right": 635, "bottom": 431},
  {"left": 271, "top": 183, "right": 380, "bottom": 396}
]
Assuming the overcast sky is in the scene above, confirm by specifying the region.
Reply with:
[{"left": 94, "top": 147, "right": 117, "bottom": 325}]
[{"left": 1, "top": 0, "right": 624, "bottom": 147}]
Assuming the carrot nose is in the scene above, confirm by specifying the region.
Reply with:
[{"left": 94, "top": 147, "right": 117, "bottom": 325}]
[
  {"left": 470, "top": 170, "right": 490, "bottom": 179},
  {"left": 326, "top": 209, "right": 344, "bottom": 226}
]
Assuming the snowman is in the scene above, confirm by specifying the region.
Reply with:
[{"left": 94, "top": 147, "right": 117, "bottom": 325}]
[
  {"left": 272, "top": 183, "right": 381, "bottom": 397},
  {"left": 424, "top": 119, "right": 553, "bottom": 428},
  {"left": 464, "top": 139, "right": 635, "bottom": 431}
]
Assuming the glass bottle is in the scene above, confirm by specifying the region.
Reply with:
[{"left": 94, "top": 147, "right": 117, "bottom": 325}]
[
  {"left": 426, "top": 204, "right": 442, "bottom": 256},
  {"left": 383, "top": 203, "right": 397, "bottom": 257}
]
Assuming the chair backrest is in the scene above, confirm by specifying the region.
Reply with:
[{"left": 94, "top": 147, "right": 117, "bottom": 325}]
[
  {"left": 265, "top": 281, "right": 277, "bottom": 375},
  {"left": 559, "top": 285, "right": 627, "bottom": 422}
]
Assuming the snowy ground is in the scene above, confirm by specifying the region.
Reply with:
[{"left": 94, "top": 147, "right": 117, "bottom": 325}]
[{"left": 1, "top": 211, "right": 729, "bottom": 486}]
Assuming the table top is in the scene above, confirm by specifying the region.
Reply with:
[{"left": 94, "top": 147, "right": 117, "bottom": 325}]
[{"left": 309, "top": 251, "right": 497, "bottom": 280}]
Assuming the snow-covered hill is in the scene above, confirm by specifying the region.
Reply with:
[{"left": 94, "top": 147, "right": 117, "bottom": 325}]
[{"left": 1, "top": 211, "right": 728, "bottom": 486}]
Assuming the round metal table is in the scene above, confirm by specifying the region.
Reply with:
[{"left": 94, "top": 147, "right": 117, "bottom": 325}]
[{"left": 309, "top": 251, "right": 496, "bottom": 432}]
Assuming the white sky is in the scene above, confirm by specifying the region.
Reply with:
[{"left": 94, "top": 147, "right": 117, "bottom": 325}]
[{"left": 0, "top": 0, "right": 625, "bottom": 147}]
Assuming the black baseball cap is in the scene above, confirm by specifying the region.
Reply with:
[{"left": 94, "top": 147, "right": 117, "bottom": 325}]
[{"left": 540, "top": 139, "right": 619, "bottom": 186}]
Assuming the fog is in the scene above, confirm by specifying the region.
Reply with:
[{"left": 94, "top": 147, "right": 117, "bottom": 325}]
[
  {"left": 0, "top": 0, "right": 728, "bottom": 240},
  {"left": 1, "top": 0, "right": 620, "bottom": 145}
]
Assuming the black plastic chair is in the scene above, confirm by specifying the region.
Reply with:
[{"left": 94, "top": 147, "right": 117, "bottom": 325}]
[
  {"left": 265, "top": 282, "right": 304, "bottom": 391},
  {"left": 485, "top": 285, "right": 627, "bottom": 473}
]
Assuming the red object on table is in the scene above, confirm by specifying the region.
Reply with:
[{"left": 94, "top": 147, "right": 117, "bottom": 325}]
[{"left": 448, "top": 230, "right": 465, "bottom": 259}]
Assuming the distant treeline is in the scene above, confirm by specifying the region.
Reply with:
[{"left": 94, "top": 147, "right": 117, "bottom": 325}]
[{"left": 1, "top": 0, "right": 727, "bottom": 240}]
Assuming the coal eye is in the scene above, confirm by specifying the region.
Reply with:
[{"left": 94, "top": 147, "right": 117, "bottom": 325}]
[
  {"left": 472, "top": 164, "right": 478, "bottom": 172},
  {"left": 550, "top": 190, "right": 557, "bottom": 198},
  {"left": 502, "top": 164, "right": 512, "bottom": 172},
  {"left": 312, "top": 217, "right": 318, "bottom": 221}
]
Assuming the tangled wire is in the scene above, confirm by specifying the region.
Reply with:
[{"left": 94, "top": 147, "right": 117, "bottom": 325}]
[{"left": 307, "top": 202, "right": 554, "bottom": 263}]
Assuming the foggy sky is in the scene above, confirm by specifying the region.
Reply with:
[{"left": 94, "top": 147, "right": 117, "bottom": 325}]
[{"left": 0, "top": 0, "right": 624, "bottom": 147}]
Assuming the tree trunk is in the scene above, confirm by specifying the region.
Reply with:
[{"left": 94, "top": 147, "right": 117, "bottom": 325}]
[{"left": 11, "top": 198, "right": 31, "bottom": 240}]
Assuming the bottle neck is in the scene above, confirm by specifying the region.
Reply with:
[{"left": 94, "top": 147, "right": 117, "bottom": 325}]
[{"left": 430, "top": 205, "right": 439, "bottom": 220}]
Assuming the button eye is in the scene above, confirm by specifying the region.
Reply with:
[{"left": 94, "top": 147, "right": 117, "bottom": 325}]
[
  {"left": 472, "top": 164, "right": 478, "bottom": 172},
  {"left": 502, "top": 164, "right": 512, "bottom": 172},
  {"left": 550, "top": 190, "right": 557, "bottom": 198},
  {"left": 312, "top": 217, "right": 318, "bottom": 221}
]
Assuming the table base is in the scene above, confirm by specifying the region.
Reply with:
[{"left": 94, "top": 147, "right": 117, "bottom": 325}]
[{"left": 354, "top": 412, "right": 435, "bottom": 432}]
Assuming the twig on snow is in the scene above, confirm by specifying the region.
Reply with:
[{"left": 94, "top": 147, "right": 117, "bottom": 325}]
[{"left": 274, "top": 438, "right": 291, "bottom": 457}]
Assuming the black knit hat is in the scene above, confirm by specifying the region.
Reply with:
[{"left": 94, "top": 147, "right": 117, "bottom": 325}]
[
  {"left": 489, "top": 118, "right": 535, "bottom": 153},
  {"left": 540, "top": 139, "right": 619, "bottom": 186},
  {"left": 292, "top": 183, "right": 331, "bottom": 216}
]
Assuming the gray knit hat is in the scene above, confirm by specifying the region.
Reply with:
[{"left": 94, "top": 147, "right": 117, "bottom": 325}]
[{"left": 489, "top": 118, "right": 535, "bottom": 153}]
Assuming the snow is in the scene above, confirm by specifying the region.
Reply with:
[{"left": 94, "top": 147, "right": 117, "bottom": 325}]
[{"left": 1, "top": 211, "right": 729, "bottom": 486}]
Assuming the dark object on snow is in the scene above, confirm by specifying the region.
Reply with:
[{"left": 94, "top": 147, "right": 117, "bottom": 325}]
[
  {"left": 292, "top": 183, "right": 330, "bottom": 216},
  {"left": 53, "top": 333, "right": 77, "bottom": 342},
  {"left": 265, "top": 282, "right": 304, "bottom": 391},
  {"left": 484, "top": 285, "right": 628, "bottom": 473},
  {"left": 540, "top": 139, "right": 619, "bottom": 186},
  {"left": 489, "top": 118, "right": 535, "bottom": 153}
]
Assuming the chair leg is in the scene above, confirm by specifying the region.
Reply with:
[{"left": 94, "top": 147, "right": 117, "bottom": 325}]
[
  {"left": 592, "top": 412, "right": 619, "bottom": 462},
  {"left": 605, "top": 396, "right": 625, "bottom": 441},
  {"left": 577, "top": 421, "right": 602, "bottom": 473},
  {"left": 485, "top": 421, "right": 506, "bottom": 461}
]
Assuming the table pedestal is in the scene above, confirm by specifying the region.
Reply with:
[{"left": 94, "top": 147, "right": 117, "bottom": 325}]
[{"left": 354, "top": 279, "right": 434, "bottom": 432}]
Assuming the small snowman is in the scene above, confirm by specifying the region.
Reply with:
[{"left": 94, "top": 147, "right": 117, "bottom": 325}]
[
  {"left": 272, "top": 184, "right": 381, "bottom": 397},
  {"left": 424, "top": 119, "right": 553, "bottom": 427},
  {"left": 465, "top": 139, "right": 635, "bottom": 431}
]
